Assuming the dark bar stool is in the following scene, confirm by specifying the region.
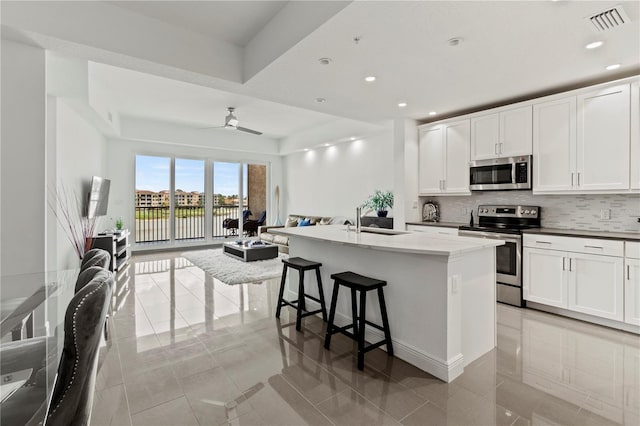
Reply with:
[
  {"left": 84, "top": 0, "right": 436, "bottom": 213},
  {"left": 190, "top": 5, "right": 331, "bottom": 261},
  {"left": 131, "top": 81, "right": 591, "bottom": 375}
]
[
  {"left": 276, "top": 257, "right": 327, "bottom": 331},
  {"left": 324, "top": 271, "right": 393, "bottom": 370}
]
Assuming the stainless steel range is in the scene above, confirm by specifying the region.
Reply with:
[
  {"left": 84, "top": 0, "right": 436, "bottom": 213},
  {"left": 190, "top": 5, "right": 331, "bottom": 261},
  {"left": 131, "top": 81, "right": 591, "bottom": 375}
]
[{"left": 459, "top": 205, "right": 541, "bottom": 307}]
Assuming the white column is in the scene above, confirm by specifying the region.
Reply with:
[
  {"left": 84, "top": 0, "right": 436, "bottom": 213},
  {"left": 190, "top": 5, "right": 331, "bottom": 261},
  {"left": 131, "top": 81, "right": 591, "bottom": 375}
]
[
  {"left": 1, "top": 40, "right": 47, "bottom": 275},
  {"left": 393, "top": 118, "right": 420, "bottom": 230}
]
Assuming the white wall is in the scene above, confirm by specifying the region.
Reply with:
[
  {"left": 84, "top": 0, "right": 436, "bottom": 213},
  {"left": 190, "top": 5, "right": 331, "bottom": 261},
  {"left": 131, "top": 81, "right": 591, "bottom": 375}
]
[
  {"left": 52, "top": 99, "right": 108, "bottom": 269},
  {"left": 1, "top": 40, "right": 46, "bottom": 276},
  {"left": 282, "top": 130, "right": 394, "bottom": 221},
  {"left": 107, "top": 137, "right": 283, "bottom": 250}
]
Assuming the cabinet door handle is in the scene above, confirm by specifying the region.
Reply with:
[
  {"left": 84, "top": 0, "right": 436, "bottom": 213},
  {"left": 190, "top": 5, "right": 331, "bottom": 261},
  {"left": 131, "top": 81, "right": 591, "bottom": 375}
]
[
  {"left": 495, "top": 143, "right": 498, "bottom": 154},
  {"left": 535, "top": 241, "right": 552, "bottom": 244},
  {"left": 577, "top": 172, "right": 581, "bottom": 186},
  {"left": 584, "top": 245, "right": 603, "bottom": 250},
  {"left": 499, "top": 142, "right": 503, "bottom": 154},
  {"left": 571, "top": 172, "right": 574, "bottom": 186},
  {"left": 569, "top": 258, "right": 572, "bottom": 272},
  {"left": 628, "top": 265, "right": 631, "bottom": 281},
  {"left": 562, "top": 257, "right": 566, "bottom": 271},
  {"left": 442, "top": 180, "right": 446, "bottom": 190}
]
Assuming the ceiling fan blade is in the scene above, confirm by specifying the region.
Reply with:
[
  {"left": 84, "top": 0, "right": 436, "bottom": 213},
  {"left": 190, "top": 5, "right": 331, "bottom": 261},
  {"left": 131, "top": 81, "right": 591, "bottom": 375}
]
[
  {"left": 236, "top": 126, "right": 263, "bottom": 136},
  {"left": 199, "top": 125, "right": 226, "bottom": 130}
]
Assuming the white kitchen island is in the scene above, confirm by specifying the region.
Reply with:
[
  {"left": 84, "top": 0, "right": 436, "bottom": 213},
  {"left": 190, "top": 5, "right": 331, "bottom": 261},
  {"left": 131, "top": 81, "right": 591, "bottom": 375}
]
[{"left": 271, "top": 225, "right": 504, "bottom": 382}]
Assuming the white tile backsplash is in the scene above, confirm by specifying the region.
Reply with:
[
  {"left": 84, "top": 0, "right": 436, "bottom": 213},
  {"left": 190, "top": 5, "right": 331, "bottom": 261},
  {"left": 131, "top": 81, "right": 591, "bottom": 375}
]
[{"left": 423, "top": 192, "right": 640, "bottom": 232}]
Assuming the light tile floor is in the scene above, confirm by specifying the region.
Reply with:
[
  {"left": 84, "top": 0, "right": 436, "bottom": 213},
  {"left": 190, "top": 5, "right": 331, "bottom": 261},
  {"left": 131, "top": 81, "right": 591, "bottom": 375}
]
[{"left": 92, "top": 251, "right": 640, "bottom": 426}]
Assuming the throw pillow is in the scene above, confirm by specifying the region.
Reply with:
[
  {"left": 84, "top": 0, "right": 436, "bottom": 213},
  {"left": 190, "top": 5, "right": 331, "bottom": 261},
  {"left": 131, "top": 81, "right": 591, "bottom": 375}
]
[
  {"left": 298, "top": 219, "right": 311, "bottom": 227},
  {"left": 286, "top": 218, "right": 299, "bottom": 227}
]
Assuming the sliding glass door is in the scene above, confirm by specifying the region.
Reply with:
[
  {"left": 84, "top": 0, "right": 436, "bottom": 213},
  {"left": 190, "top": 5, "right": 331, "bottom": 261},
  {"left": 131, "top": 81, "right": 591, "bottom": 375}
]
[
  {"left": 174, "top": 158, "right": 205, "bottom": 240},
  {"left": 135, "top": 155, "right": 170, "bottom": 243},
  {"left": 212, "top": 162, "right": 242, "bottom": 238},
  {"left": 135, "top": 155, "right": 266, "bottom": 245}
]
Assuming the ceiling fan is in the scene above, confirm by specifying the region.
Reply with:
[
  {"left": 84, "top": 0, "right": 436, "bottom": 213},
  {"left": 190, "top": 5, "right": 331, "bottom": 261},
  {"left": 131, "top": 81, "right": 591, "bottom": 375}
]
[{"left": 202, "top": 107, "right": 263, "bottom": 135}]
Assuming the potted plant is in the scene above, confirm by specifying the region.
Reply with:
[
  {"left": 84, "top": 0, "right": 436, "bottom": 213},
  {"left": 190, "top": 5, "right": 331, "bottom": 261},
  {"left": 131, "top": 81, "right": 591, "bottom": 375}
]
[{"left": 363, "top": 190, "right": 394, "bottom": 217}]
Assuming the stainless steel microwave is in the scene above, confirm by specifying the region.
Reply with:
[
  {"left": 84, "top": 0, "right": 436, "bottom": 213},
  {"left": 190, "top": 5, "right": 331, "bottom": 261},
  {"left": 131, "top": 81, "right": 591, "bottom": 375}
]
[{"left": 469, "top": 155, "right": 532, "bottom": 191}]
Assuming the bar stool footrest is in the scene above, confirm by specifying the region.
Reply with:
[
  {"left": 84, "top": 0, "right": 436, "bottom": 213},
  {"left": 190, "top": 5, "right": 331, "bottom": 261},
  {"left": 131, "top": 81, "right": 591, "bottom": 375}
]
[
  {"left": 304, "top": 295, "right": 323, "bottom": 304},
  {"left": 361, "top": 339, "right": 388, "bottom": 354},
  {"left": 364, "top": 320, "right": 385, "bottom": 332},
  {"left": 299, "top": 308, "right": 324, "bottom": 318}
]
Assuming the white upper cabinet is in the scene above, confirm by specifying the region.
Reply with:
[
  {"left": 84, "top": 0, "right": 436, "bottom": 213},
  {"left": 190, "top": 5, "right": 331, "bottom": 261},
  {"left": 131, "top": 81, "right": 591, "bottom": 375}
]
[
  {"left": 631, "top": 81, "right": 640, "bottom": 190},
  {"left": 577, "top": 84, "right": 630, "bottom": 191},
  {"left": 418, "top": 126, "right": 444, "bottom": 194},
  {"left": 471, "top": 105, "right": 532, "bottom": 160},
  {"left": 443, "top": 119, "right": 471, "bottom": 193},
  {"left": 533, "top": 96, "right": 576, "bottom": 192},
  {"left": 533, "top": 82, "right": 632, "bottom": 194},
  {"left": 418, "top": 119, "right": 470, "bottom": 196},
  {"left": 470, "top": 113, "right": 500, "bottom": 160}
]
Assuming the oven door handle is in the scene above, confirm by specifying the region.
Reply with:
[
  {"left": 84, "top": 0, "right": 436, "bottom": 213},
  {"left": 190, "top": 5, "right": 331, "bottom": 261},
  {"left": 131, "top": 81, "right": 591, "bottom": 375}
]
[{"left": 459, "top": 231, "right": 519, "bottom": 243}]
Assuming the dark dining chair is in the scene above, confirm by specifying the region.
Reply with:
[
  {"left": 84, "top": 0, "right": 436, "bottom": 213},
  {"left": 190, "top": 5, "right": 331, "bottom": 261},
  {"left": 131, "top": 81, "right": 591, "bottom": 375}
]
[
  {"left": 79, "top": 249, "right": 111, "bottom": 272},
  {"left": 45, "top": 272, "right": 113, "bottom": 426}
]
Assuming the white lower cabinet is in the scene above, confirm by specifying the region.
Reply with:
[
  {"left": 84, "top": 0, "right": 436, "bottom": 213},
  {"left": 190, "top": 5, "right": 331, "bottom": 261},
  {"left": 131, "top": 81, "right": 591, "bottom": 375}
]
[
  {"left": 523, "top": 247, "right": 567, "bottom": 308},
  {"left": 568, "top": 252, "right": 624, "bottom": 321},
  {"left": 625, "top": 242, "right": 640, "bottom": 326},
  {"left": 523, "top": 235, "right": 625, "bottom": 322}
]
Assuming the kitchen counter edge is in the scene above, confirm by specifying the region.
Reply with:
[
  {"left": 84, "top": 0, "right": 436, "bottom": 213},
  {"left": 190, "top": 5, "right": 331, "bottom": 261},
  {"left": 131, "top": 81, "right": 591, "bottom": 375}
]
[{"left": 522, "top": 227, "right": 640, "bottom": 242}]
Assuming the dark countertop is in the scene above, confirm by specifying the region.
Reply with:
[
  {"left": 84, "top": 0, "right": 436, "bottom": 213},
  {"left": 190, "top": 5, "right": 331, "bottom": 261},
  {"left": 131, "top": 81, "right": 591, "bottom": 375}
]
[
  {"left": 406, "top": 221, "right": 465, "bottom": 229},
  {"left": 523, "top": 228, "right": 640, "bottom": 242}
]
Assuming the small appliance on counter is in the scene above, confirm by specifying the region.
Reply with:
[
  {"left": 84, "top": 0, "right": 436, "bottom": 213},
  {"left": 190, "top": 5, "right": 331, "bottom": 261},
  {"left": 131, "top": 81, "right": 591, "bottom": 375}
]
[{"left": 422, "top": 200, "right": 439, "bottom": 222}]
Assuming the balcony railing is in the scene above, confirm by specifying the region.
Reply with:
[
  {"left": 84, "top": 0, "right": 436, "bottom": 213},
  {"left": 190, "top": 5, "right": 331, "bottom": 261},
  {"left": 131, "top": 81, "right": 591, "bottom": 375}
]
[{"left": 135, "top": 205, "right": 247, "bottom": 243}]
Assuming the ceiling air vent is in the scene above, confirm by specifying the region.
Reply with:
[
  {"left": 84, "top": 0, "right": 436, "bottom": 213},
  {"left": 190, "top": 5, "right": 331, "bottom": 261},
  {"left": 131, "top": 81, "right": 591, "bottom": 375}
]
[{"left": 586, "top": 5, "right": 630, "bottom": 32}]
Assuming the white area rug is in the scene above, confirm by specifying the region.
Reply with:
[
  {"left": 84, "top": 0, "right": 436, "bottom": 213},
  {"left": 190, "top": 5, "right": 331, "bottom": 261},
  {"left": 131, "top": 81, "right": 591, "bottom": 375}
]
[{"left": 182, "top": 249, "right": 287, "bottom": 285}]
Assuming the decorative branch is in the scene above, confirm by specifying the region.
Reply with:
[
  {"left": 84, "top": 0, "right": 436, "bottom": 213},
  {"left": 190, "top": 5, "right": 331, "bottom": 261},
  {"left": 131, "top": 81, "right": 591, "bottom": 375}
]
[{"left": 48, "top": 184, "right": 98, "bottom": 259}]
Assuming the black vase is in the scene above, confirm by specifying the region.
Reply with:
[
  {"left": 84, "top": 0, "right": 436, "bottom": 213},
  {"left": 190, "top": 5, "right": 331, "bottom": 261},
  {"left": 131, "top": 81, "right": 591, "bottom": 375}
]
[{"left": 377, "top": 210, "right": 388, "bottom": 218}]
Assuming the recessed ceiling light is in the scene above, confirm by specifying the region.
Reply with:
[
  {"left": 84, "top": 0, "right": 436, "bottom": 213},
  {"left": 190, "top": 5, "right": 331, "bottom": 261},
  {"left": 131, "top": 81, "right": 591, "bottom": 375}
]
[
  {"left": 318, "top": 57, "right": 332, "bottom": 65},
  {"left": 324, "top": 143, "right": 330, "bottom": 147},
  {"left": 315, "top": 97, "right": 326, "bottom": 103},
  {"left": 349, "top": 136, "right": 357, "bottom": 141},
  {"left": 303, "top": 148, "right": 309, "bottom": 152},
  {"left": 364, "top": 76, "right": 376, "bottom": 82},
  {"left": 448, "top": 37, "right": 463, "bottom": 47},
  {"left": 606, "top": 63, "right": 621, "bottom": 70},
  {"left": 429, "top": 111, "right": 437, "bottom": 116},
  {"left": 585, "top": 41, "right": 603, "bottom": 49},
  {"left": 397, "top": 102, "right": 407, "bottom": 108}
]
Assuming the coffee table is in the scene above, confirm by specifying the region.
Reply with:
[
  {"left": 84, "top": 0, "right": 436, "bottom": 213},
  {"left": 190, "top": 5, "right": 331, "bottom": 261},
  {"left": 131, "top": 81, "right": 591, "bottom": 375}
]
[{"left": 223, "top": 240, "right": 279, "bottom": 262}]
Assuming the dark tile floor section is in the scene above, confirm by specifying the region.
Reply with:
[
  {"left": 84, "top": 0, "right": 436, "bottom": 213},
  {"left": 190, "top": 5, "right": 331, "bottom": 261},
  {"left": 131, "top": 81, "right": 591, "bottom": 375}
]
[{"left": 92, "top": 252, "right": 640, "bottom": 426}]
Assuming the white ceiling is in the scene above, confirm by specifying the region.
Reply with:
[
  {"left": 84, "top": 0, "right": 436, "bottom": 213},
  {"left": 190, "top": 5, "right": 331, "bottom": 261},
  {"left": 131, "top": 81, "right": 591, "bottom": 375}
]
[
  {"left": 90, "top": 61, "right": 338, "bottom": 139},
  {"left": 246, "top": 0, "right": 640, "bottom": 122},
  {"left": 110, "top": 1, "right": 288, "bottom": 47},
  {"left": 4, "top": 0, "right": 639, "bottom": 143}
]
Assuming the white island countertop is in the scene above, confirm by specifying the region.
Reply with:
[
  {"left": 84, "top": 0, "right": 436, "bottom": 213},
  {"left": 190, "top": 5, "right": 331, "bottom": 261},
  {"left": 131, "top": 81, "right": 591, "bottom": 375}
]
[{"left": 271, "top": 225, "right": 504, "bottom": 257}]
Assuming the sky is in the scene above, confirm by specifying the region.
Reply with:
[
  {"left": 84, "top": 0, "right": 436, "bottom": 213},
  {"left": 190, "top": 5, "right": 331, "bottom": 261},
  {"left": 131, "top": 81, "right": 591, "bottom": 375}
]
[{"left": 135, "top": 155, "right": 248, "bottom": 195}]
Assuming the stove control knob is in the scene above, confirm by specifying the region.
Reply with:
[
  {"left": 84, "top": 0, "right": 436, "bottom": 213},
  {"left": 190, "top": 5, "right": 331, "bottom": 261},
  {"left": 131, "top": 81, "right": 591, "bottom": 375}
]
[
  {"left": 530, "top": 209, "right": 537, "bottom": 215},
  {"left": 524, "top": 210, "right": 530, "bottom": 214}
]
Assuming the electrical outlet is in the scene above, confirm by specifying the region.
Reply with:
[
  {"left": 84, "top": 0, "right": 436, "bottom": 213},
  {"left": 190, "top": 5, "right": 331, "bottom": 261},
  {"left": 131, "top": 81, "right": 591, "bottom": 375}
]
[
  {"left": 460, "top": 207, "right": 468, "bottom": 215},
  {"left": 600, "top": 209, "right": 611, "bottom": 220},
  {"left": 412, "top": 200, "right": 418, "bottom": 209}
]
